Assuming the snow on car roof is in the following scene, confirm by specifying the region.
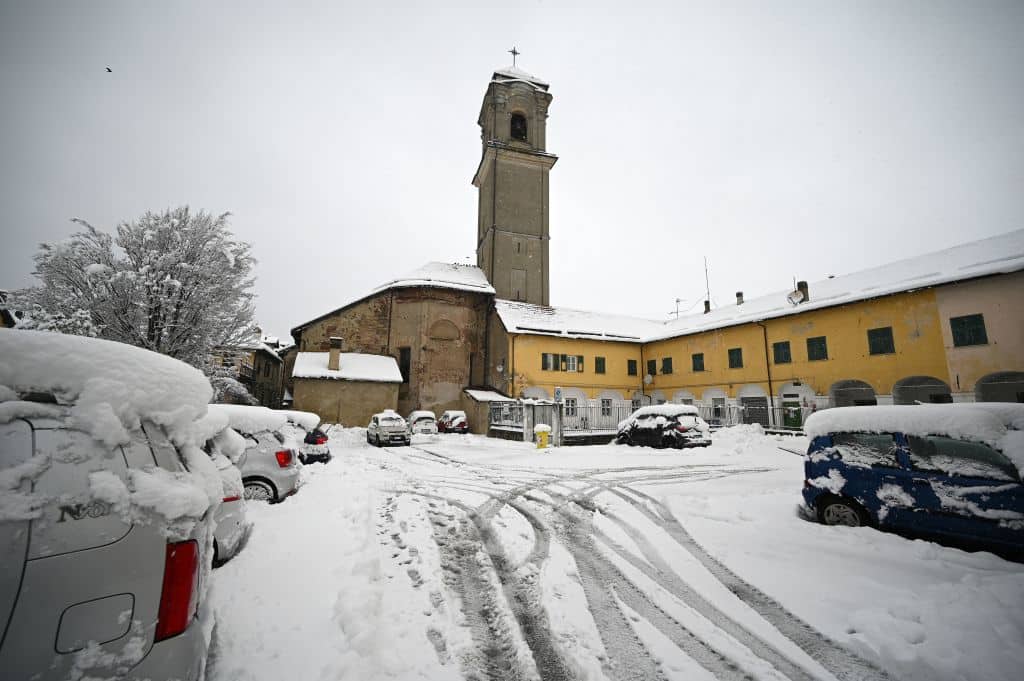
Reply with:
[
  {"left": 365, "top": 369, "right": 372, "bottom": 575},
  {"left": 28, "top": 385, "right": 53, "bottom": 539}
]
[
  {"left": 292, "top": 352, "right": 403, "bottom": 383},
  {"left": 372, "top": 262, "right": 495, "bottom": 296},
  {"left": 494, "top": 299, "right": 664, "bottom": 341},
  {"left": 630, "top": 404, "right": 701, "bottom": 418},
  {"left": 464, "top": 389, "right": 513, "bottom": 402},
  {"left": 0, "top": 329, "right": 212, "bottom": 446},
  {"left": 408, "top": 410, "right": 436, "bottom": 420},
  {"left": 276, "top": 409, "right": 321, "bottom": 430},
  {"left": 804, "top": 405, "right": 1007, "bottom": 445},
  {"left": 208, "top": 404, "right": 288, "bottom": 435},
  {"left": 953, "top": 402, "right": 1024, "bottom": 430}
]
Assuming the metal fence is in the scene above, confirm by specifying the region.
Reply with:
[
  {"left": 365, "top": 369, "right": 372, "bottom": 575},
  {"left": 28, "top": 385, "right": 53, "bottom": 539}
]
[
  {"left": 697, "top": 404, "right": 818, "bottom": 430},
  {"left": 561, "top": 404, "right": 634, "bottom": 434}
]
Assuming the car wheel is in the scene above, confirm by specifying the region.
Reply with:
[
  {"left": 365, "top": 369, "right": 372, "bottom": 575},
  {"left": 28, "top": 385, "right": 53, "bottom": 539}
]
[
  {"left": 375, "top": 433, "right": 382, "bottom": 447},
  {"left": 243, "top": 478, "right": 277, "bottom": 503},
  {"left": 817, "top": 497, "right": 869, "bottom": 527}
]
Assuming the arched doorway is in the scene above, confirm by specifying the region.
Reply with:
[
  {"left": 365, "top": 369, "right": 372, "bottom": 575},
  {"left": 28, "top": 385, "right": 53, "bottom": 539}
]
[
  {"left": 829, "top": 380, "right": 877, "bottom": 407},
  {"left": 974, "top": 372, "right": 1024, "bottom": 403},
  {"left": 737, "top": 385, "right": 769, "bottom": 427},
  {"left": 892, "top": 376, "right": 952, "bottom": 405}
]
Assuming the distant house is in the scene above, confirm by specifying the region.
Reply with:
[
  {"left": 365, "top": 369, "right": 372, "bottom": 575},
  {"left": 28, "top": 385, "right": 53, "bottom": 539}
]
[
  {"left": 292, "top": 338, "right": 403, "bottom": 425},
  {"left": 210, "top": 334, "right": 284, "bottom": 407}
]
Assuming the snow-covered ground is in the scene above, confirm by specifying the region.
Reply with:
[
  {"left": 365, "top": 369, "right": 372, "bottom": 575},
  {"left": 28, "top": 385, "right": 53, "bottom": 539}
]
[{"left": 206, "top": 426, "right": 1024, "bottom": 681}]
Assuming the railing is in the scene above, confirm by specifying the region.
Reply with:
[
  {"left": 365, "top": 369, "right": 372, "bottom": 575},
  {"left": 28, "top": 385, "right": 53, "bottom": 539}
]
[
  {"left": 490, "top": 402, "right": 524, "bottom": 429},
  {"left": 697, "top": 404, "right": 819, "bottom": 430},
  {"left": 561, "top": 404, "right": 634, "bottom": 434}
]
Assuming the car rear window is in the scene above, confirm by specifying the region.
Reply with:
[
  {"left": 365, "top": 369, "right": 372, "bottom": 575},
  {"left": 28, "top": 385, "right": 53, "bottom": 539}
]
[
  {"left": 907, "top": 435, "right": 1018, "bottom": 481},
  {"left": 830, "top": 433, "right": 898, "bottom": 468},
  {"left": 381, "top": 416, "right": 403, "bottom": 425}
]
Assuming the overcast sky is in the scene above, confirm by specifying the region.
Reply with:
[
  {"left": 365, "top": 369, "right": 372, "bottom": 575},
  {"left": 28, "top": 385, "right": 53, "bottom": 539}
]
[{"left": 2, "top": 1, "right": 1022, "bottom": 341}]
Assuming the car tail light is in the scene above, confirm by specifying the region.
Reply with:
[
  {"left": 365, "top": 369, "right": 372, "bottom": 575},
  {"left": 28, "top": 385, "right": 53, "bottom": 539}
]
[
  {"left": 314, "top": 435, "right": 328, "bottom": 445},
  {"left": 155, "top": 540, "right": 199, "bottom": 642},
  {"left": 222, "top": 495, "right": 241, "bottom": 503},
  {"left": 275, "top": 450, "right": 293, "bottom": 468},
  {"left": 674, "top": 425, "right": 690, "bottom": 432}
]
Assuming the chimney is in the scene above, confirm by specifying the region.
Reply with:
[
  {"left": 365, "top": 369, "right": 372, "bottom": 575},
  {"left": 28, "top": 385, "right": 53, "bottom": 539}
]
[
  {"left": 703, "top": 300, "right": 711, "bottom": 314},
  {"left": 328, "top": 337, "right": 343, "bottom": 371},
  {"left": 796, "top": 280, "right": 809, "bottom": 303},
  {"left": 736, "top": 291, "right": 744, "bottom": 305}
]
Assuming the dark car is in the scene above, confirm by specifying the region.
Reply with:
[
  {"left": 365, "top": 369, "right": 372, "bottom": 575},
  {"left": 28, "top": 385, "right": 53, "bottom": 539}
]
[
  {"left": 802, "top": 404, "right": 1024, "bottom": 555},
  {"left": 437, "top": 410, "right": 469, "bottom": 434},
  {"left": 616, "top": 404, "right": 712, "bottom": 449}
]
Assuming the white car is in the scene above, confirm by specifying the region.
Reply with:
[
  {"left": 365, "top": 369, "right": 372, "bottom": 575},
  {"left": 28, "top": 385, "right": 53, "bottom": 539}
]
[
  {"left": 208, "top": 405, "right": 301, "bottom": 503},
  {"left": 407, "top": 410, "right": 438, "bottom": 435},
  {"left": 195, "top": 416, "right": 252, "bottom": 565},
  {"left": 367, "top": 410, "right": 410, "bottom": 446}
]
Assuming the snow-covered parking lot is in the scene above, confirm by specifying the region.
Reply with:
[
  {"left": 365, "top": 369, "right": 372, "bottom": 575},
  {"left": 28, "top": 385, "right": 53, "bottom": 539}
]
[{"left": 206, "top": 426, "right": 1024, "bottom": 681}]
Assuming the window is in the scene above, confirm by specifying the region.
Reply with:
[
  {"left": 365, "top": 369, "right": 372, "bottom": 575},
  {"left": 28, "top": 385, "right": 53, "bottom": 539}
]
[
  {"left": 712, "top": 397, "right": 725, "bottom": 418},
  {"left": 627, "top": 359, "right": 638, "bottom": 376},
  {"left": 907, "top": 435, "right": 1017, "bottom": 481},
  {"left": 728, "top": 348, "right": 743, "bottom": 368},
  {"left": 564, "top": 397, "right": 577, "bottom": 417},
  {"left": 595, "top": 357, "right": 606, "bottom": 374},
  {"left": 773, "top": 341, "right": 791, "bottom": 364},
  {"left": 807, "top": 336, "right": 828, "bottom": 361},
  {"left": 510, "top": 113, "right": 527, "bottom": 140},
  {"left": 831, "top": 433, "right": 898, "bottom": 468},
  {"left": 600, "top": 398, "right": 612, "bottom": 416},
  {"left": 661, "top": 357, "right": 673, "bottom": 375},
  {"left": 647, "top": 359, "right": 657, "bottom": 377},
  {"left": 867, "top": 327, "right": 895, "bottom": 355},
  {"left": 542, "top": 353, "right": 557, "bottom": 371},
  {"left": 950, "top": 314, "right": 988, "bottom": 347},
  {"left": 398, "top": 347, "right": 411, "bottom": 383},
  {"left": 692, "top": 353, "right": 704, "bottom": 372},
  {"left": 563, "top": 355, "right": 583, "bottom": 372}
]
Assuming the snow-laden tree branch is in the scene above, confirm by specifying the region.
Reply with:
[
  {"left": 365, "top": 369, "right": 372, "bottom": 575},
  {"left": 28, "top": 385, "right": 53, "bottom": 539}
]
[{"left": 12, "top": 207, "right": 258, "bottom": 370}]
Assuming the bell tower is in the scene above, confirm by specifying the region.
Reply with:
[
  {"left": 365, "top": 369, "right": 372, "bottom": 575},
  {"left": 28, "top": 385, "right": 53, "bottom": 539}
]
[{"left": 473, "top": 61, "right": 557, "bottom": 305}]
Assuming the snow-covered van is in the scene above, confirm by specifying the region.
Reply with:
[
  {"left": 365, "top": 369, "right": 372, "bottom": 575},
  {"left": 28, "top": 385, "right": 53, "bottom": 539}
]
[
  {"left": 207, "top": 404, "right": 301, "bottom": 502},
  {"left": 802, "top": 404, "right": 1024, "bottom": 555},
  {"left": 0, "top": 330, "right": 219, "bottom": 681}
]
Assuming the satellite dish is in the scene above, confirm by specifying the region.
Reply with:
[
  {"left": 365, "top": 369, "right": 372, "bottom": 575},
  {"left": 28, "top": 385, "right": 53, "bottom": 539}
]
[
  {"left": 786, "top": 289, "right": 805, "bottom": 306},
  {"left": 643, "top": 374, "right": 653, "bottom": 385}
]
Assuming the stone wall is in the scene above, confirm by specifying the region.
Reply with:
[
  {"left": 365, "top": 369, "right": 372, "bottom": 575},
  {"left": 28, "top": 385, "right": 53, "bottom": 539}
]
[{"left": 292, "top": 378, "right": 398, "bottom": 427}]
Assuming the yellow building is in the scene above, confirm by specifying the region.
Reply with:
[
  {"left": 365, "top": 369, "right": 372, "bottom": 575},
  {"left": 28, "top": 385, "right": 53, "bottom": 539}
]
[{"left": 487, "top": 229, "right": 1024, "bottom": 429}]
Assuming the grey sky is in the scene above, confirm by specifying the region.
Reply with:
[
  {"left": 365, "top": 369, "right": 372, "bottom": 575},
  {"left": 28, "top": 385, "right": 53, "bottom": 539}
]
[{"left": 2, "top": 1, "right": 1022, "bottom": 341}]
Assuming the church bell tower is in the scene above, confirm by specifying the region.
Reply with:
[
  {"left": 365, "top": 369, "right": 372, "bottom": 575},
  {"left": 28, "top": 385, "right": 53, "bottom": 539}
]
[{"left": 473, "top": 61, "right": 556, "bottom": 305}]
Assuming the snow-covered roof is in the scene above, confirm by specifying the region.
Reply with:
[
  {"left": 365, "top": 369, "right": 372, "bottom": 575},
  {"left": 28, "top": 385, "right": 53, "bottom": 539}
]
[
  {"left": 494, "top": 299, "right": 664, "bottom": 341},
  {"left": 805, "top": 405, "right": 1007, "bottom": 445},
  {"left": 0, "top": 329, "right": 212, "bottom": 446},
  {"left": 372, "top": 262, "right": 495, "bottom": 296},
  {"left": 492, "top": 65, "right": 549, "bottom": 90},
  {"left": 208, "top": 404, "right": 288, "bottom": 435},
  {"left": 651, "top": 228, "right": 1024, "bottom": 342},
  {"left": 464, "top": 388, "right": 514, "bottom": 403},
  {"left": 292, "top": 352, "right": 403, "bottom": 383}
]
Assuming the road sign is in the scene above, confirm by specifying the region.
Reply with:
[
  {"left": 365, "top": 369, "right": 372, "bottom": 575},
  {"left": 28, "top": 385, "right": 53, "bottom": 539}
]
[{"left": 554, "top": 386, "right": 563, "bottom": 403}]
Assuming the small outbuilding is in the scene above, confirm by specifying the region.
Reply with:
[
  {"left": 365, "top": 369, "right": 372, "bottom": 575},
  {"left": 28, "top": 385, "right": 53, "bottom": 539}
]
[{"left": 292, "top": 338, "right": 403, "bottom": 426}]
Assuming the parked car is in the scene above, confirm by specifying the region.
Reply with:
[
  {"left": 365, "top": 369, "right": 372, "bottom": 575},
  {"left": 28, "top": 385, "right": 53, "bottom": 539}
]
[
  {"left": 615, "top": 404, "right": 712, "bottom": 448},
  {"left": 802, "top": 404, "right": 1024, "bottom": 555},
  {"left": 367, "top": 410, "right": 410, "bottom": 446},
  {"left": 208, "top": 405, "right": 301, "bottom": 503},
  {"left": 437, "top": 409, "right": 469, "bottom": 434},
  {"left": 278, "top": 410, "right": 331, "bottom": 464},
  {"left": 197, "top": 421, "right": 252, "bottom": 566},
  {"left": 407, "top": 410, "right": 438, "bottom": 435},
  {"left": 0, "top": 330, "right": 215, "bottom": 681}
]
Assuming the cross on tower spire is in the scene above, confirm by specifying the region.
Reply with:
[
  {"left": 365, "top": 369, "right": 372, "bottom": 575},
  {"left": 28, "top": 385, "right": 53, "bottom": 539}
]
[{"left": 508, "top": 46, "right": 520, "bottom": 67}]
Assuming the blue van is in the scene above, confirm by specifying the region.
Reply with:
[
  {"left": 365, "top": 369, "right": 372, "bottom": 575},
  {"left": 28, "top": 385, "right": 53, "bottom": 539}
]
[{"left": 801, "top": 405, "right": 1024, "bottom": 554}]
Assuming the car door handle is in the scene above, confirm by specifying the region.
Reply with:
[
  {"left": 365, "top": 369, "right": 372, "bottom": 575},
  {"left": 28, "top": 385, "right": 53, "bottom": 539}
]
[{"left": 912, "top": 478, "right": 931, "bottom": 484}]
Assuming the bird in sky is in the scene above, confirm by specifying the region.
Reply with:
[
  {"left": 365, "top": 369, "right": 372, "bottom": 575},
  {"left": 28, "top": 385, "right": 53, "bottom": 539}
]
[{"left": 106, "top": 67, "right": 112, "bottom": 73}]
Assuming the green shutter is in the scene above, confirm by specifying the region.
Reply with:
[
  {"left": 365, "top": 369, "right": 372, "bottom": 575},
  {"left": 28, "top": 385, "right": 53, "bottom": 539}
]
[{"left": 577, "top": 355, "right": 584, "bottom": 372}]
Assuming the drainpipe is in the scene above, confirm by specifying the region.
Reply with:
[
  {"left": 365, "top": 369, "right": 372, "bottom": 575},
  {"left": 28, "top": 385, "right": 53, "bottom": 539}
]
[
  {"left": 638, "top": 345, "right": 646, "bottom": 405},
  {"left": 755, "top": 321, "right": 776, "bottom": 424}
]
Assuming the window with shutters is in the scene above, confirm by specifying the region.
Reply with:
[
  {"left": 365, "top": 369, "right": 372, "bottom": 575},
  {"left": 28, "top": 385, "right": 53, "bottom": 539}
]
[
  {"left": 773, "top": 341, "right": 791, "bottom": 364},
  {"left": 627, "top": 359, "right": 637, "bottom": 376},
  {"left": 541, "top": 353, "right": 557, "bottom": 371},
  {"left": 595, "top": 357, "right": 606, "bottom": 374},
  {"left": 647, "top": 359, "right": 656, "bottom": 377},
  {"left": 807, "top": 336, "right": 828, "bottom": 361},
  {"left": 564, "top": 355, "right": 581, "bottom": 372},
  {"left": 728, "top": 348, "right": 743, "bottom": 368},
  {"left": 867, "top": 327, "right": 895, "bottom": 355},
  {"left": 692, "top": 353, "right": 704, "bottom": 372},
  {"left": 950, "top": 314, "right": 988, "bottom": 347},
  {"left": 661, "top": 357, "right": 673, "bottom": 374}
]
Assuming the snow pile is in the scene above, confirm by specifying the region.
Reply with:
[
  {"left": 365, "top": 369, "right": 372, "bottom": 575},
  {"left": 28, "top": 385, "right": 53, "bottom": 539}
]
[
  {"left": 90, "top": 468, "right": 210, "bottom": 537},
  {"left": 534, "top": 423, "right": 552, "bottom": 434},
  {"left": 277, "top": 409, "right": 321, "bottom": 430},
  {"left": 806, "top": 405, "right": 1006, "bottom": 446},
  {"left": 213, "top": 427, "right": 248, "bottom": 463},
  {"left": 208, "top": 404, "right": 287, "bottom": 435},
  {"left": 0, "top": 329, "right": 212, "bottom": 446},
  {"left": 292, "top": 352, "right": 403, "bottom": 383}
]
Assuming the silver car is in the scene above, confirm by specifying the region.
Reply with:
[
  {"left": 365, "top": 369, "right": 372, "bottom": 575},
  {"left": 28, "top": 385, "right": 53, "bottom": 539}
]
[
  {"left": 202, "top": 433, "right": 251, "bottom": 566},
  {"left": 0, "top": 400, "right": 213, "bottom": 680},
  {"left": 208, "top": 405, "right": 301, "bottom": 503},
  {"left": 367, "top": 410, "right": 411, "bottom": 446}
]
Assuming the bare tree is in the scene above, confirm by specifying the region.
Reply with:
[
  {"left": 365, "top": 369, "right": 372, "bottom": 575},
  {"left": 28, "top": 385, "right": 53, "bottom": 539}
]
[{"left": 13, "top": 207, "right": 257, "bottom": 369}]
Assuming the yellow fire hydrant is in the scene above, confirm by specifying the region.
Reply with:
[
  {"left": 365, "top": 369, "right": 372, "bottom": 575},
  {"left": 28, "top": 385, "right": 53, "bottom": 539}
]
[{"left": 534, "top": 424, "right": 551, "bottom": 449}]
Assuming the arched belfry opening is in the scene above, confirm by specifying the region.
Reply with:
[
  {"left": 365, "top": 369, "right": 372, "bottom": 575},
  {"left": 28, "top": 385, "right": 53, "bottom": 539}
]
[{"left": 510, "top": 113, "right": 527, "bottom": 141}]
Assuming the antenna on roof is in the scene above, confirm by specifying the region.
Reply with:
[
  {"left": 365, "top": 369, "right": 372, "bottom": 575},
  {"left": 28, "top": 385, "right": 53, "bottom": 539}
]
[
  {"left": 703, "top": 256, "right": 712, "bottom": 312},
  {"left": 669, "top": 298, "right": 682, "bottom": 319}
]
